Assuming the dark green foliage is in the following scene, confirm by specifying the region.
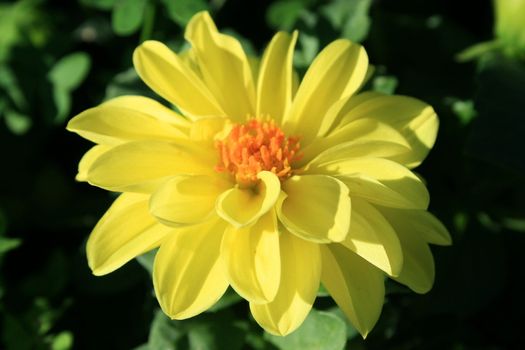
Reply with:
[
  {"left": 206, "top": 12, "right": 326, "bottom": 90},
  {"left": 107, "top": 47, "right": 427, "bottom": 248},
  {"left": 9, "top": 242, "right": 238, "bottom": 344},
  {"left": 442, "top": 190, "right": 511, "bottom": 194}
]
[{"left": 0, "top": 0, "right": 524, "bottom": 349}]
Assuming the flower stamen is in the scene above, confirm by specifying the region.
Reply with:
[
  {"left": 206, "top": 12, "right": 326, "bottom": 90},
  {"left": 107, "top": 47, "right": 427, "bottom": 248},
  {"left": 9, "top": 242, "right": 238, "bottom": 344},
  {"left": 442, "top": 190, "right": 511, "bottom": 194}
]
[{"left": 215, "top": 119, "right": 302, "bottom": 187}]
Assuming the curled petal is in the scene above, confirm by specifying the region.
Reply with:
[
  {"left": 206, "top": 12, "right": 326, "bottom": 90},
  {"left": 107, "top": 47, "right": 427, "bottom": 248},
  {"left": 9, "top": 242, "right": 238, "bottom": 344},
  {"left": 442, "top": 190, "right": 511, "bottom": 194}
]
[
  {"left": 277, "top": 175, "right": 351, "bottom": 243},
  {"left": 216, "top": 171, "right": 280, "bottom": 227}
]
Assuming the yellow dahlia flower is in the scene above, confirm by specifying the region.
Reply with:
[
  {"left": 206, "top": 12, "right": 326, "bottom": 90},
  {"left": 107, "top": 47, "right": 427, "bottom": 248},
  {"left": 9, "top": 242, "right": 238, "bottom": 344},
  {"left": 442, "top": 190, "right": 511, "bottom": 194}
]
[{"left": 67, "top": 11, "right": 451, "bottom": 336}]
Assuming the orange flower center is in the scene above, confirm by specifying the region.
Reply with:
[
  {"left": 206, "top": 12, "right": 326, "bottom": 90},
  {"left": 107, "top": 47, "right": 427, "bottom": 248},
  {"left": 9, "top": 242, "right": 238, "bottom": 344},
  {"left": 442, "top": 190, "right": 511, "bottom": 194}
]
[{"left": 215, "top": 119, "right": 302, "bottom": 187}]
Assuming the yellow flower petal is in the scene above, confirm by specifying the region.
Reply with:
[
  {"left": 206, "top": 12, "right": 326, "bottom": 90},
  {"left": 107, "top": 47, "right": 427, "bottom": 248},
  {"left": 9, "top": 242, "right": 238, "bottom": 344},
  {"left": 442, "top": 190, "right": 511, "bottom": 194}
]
[
  {"left": 150, "top": 174, "right": 231, "bottom": 226},
  {"left": 321, "top": 244, "right": 385, "bottom": 338},
  {"left": 87, "top": 140, "right": 214, "bottom": 193},
  {"left": 256, "top": 31, "right": 298, "bottom": 124},
  {"left": 310, "top": 157, "right": 430, "bottom": 210},
  {"left": 300, "top": 117, "right": 410, "bottom": 165},
  {"left": 76, "top": 144, "right": 112, "bottom": 182},
  {"left": 133, "top": 40, "right": 225, "bottom": 119},
  {"left": 317, "top": 91, "right": 383, "bottom": 136},
  {"left": 394, "top": 232, "right": 434, "bottom": 294},
  {"left": 379, "top": 207, "right": 452, "bottom": 246},
  {"left": 342, "top": 199, "right": 403, "bottom": 276},
  {"left": 250, "top": 232, "right": 321, "bottom": 336},
  {"left": 305, "top": 140, "right": 410, "bottom": 169},
  {"left": 153, "top": 218, "right": 229, "bottom": 319},
  {"left": 185, "top": 11, "right": 255, "bottom": 120},
  {"left": 277, "top": 175, "right": 351, "bottom": 243},
  {"left": 221, "top": 211, "right": 280, "bottom": 304},
  {"left": 377, "top": 207, "right": 442, "bottom": 293},
  {"left": 283, "top": 39, "right": 368, "bottom": 145},
  {"left": 216, "top": 171, "right": 280, "bottom": 227},
  {"left": 189, "top": 117, "right": 227, "bottom": 143},
  {"left": 332, "top": 92, "right": 438, "bottom": 168},
  {"left": 87, "top": 193, "right": 172, "bottom": 276},
  {"left": 67, "top": 96, "right": 190, "bottom": 145},
  {"left": 338, "top": 173, "right": 425, "bottom": 209}
]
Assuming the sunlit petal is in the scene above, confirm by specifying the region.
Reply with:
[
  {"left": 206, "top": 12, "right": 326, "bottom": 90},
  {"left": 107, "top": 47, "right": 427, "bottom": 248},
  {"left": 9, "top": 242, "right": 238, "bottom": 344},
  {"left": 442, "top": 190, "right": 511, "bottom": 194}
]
[
  {"left": 257, "top": 31, "right": 298, "bottom": 123},
  {"left": 277, "top": 175, "right": 351, "bottom": 243},
  {"left": 150, "top": 174, "right": 231, "bottom": 226},
  {"left": 67, "top": 96, "right": 190, "bottom": 145},
  {"left": 284, "top": 39, "right": 368, "bottom": 144},
  {"left": 86, "top": 140, "right": 214, "bottom": 193},
  {"left": 153, "top": 218, "right": 229, "bottom": 319},
  {"left": 185, "top": 11, "right": 256, "bottom": 120},
  {"left": 342, "top": 199, "right": 403, "bottom": 276},
  {"left": 87, "top": 193, "right": 172, "bottom": 276},
  {"left": 321, "top": 244, "right": 384, "bottom": 338},
  {"left": 133, "top": 40, "right": 225, "bottom": 119},
  {"left": 221, "top": 211, "right": 280, "bottom": 303},
  {"left": 216, "top": 171, "right": 280, "bottom": 227},
  {"left": 250, "top": 232, "right": 321, "bottom": 336}
]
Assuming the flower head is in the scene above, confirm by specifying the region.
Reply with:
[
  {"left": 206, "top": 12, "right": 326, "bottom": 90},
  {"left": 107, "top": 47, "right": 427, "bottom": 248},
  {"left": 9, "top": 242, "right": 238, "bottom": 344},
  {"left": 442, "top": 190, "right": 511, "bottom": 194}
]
[{"left": 67, "top": 11, "right": 451, "bottom": 336}]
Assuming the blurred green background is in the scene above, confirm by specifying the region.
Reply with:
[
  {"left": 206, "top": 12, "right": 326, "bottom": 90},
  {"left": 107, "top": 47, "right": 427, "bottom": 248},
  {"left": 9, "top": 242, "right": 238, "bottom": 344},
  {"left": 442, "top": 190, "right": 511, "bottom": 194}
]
[{"left": 1, "top": 0, "right": 524, "bottom": 349}]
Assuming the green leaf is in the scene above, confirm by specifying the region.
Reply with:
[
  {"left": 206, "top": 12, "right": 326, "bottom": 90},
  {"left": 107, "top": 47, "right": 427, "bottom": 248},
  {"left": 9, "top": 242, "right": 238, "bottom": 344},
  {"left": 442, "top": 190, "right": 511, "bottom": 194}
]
[
  {"left": 112, "top": 0, "right": 148, "bottom": 36},
  {"left": 105, "top": 68, "right": 156, "bottom": 100},
  {"left": 186, "top": 313, "right": 247, "bottom": 350},
  {"left": 0, "top": 65, "right": 28, "bottom": 110},
  {"left": 266, "top": 0, "right": 306, "bottom": 31},
  {"left": 207, "top": 288, "right": 242, "bottom": 312},
  {"left": 161, "top": 0, "right": 208, "bottom": 27},
  {"left": 52, "top": 87, "right": 71, "bottom": 124},
  {"left": 372, "top": 75, "right": 398, "bottom": 95},
  {"left": 48, "top": 52, "right": 91, "bottom": 91},
  {"left": 136, "top": 249, "right": 157, "bottom": 275},
  {"left": 4, "top": 109, "right": 31, "bottom": 135},
  {"left": 0, "top": 237, "right": 21, "bottom": 255},
  {"left": 0, "top": 0, "right": 41, "bottom": 61},
  {"left": 453, "top": 212, "right": 469, "bottom": 235},
  {"left": 50, "top": 331, "right": 74, "bottom": 350},
  {"left": 502, "top": 217, "right": 525, "bottom": 232},
  {"left": 455, "top": 40, "right": 502, "bottom": 62},
  {"left": 294, "top": 32, "right": 319, "bottom": 68},
  {"left": 321, "top": 0, "right": 372, "bottom": 43},
  {"left": 148, "top": 310, "right": 184, "bottom": 350},
  {"left": 1, "top": 312, "right": 34, "bottom": 350},
  {"left": 80, "top": 0, "right": 117, "bottom": 10},
  {"left": 325, "top": 307, "right": 359, "bottom": 340},
  {"left": 451, "top": 99, "right": 477, "bottom": 125},
  {"left": 265, "top": 309, "right": 347, "bottom": 350},
  {"left": 317, "top": 283, "right": 330, "bottom": 297}
]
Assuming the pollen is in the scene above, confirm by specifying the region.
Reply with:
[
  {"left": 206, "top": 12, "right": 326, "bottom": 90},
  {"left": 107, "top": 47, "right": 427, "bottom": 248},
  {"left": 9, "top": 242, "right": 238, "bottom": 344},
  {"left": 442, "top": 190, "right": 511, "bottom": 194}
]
[{"left": 215, "top": 119, "right": 302, "bottom": 187}]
